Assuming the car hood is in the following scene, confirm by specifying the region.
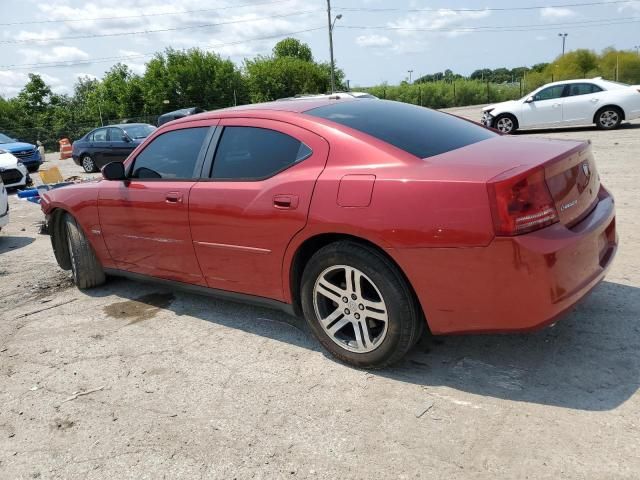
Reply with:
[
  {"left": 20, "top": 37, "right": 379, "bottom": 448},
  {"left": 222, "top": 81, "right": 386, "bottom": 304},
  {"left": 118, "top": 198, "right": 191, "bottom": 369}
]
[
  {"left": 0, "top": 152, "right": 19, "bottom": 168},
  {"left": 483, "top": 100, "right": 520, "bottom": 113},
  {"left": 0, "top": 141, "right": 36, "bottom": 152}
]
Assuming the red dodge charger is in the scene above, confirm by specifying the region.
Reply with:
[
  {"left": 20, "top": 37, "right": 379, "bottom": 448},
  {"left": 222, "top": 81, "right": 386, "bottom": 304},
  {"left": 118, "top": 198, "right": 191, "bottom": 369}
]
[{"left": 41, "top": 99, "right": 617, "bottom": 367}]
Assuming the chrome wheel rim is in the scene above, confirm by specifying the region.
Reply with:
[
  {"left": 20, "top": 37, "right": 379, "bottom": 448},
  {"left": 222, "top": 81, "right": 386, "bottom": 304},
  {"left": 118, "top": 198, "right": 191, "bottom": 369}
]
[
  {"left": 496, "top": 117, "right": 514, "bottom": 133},
  {"left": 600, "top": 111, "right": 618, "bottom": 128},
  {"left": 313, "top": 265, "right": 388, "bottom": 354},
  {"left": 82, "top": 156, "right": 94, "bottom": 172}
]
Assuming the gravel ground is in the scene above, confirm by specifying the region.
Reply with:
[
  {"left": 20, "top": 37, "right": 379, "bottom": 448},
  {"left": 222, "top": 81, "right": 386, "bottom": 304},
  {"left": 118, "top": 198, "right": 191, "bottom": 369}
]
[{"left": 1, "top": 107, "right": 639, "bottom": 479}]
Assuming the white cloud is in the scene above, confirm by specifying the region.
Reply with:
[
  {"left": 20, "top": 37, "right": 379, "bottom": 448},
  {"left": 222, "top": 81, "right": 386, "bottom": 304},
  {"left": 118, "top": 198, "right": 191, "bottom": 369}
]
[
  {"left": 75, "top": 72, "right": 98, "bottom": 81},
  {"left": 0, "top": 70, "right": 65, "bottom": 97},
  {"left": 356, "top": 34, "right": 392, "bottom": 48},
  {"left": 18, "top": 46, "right": 90, "bottom": 65},
  {"left": 540, "top": 7, "right": 576, "bottom": 20},
  {"left": 388, "top": 9, "right": 491, "bottom": 37}
]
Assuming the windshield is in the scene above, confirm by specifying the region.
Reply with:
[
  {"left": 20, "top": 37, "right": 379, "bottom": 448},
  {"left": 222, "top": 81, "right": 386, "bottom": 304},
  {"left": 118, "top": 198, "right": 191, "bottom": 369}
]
[
  {"left": 0, "top": 133, "right": 16, "bottom": 144},
  {"left": 122, "top": 124, "right": 156, "bottom": 139}
]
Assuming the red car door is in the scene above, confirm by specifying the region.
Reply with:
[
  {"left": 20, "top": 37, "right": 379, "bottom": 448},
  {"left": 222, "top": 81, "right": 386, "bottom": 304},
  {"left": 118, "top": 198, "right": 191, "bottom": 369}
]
[
  {"left": 189, "top": 118, "right": 329, "bottom": 300},
  {"left": 98, "top": 124, "right": 216, "bottom": 285}
]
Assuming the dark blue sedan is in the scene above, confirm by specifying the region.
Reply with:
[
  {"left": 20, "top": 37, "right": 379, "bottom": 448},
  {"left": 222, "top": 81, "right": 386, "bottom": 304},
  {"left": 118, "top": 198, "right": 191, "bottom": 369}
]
[
  {"left": 0, "top": 132, "right": 43, "bottom": 172},
  {"left": 72, "top": 123, "right": 156, "bottom": 173}
]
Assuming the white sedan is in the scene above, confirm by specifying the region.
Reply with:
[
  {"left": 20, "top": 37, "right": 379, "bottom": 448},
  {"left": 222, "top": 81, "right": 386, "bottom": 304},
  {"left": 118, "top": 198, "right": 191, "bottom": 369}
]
[
  {"left": 482, "top": 78, "right": 640, "bottom": 133},
  {"left": 0, "top": 149, "right": 30, "bottom": 189}
]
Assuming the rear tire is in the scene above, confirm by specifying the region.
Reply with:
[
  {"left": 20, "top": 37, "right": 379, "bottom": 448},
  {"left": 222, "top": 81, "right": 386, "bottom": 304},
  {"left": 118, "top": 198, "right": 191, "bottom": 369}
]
[
  {"left": 64, "top": 214, "right": 105, "bottom": 289},
  {"left": 81, "top": 155, "right": 97, "bottom": 173},
  {"left": 300, "top": 241, "right": 422, "bottom": 368},
  {"left": 493, "top": 114, "right": 518, "bottom": 134},
  {"left": 595, "top": 107, "right": 622, "bottom": 130}
]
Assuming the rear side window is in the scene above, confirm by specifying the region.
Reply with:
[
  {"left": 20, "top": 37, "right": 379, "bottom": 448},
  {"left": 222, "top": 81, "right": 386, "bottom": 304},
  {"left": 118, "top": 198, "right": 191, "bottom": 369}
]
[
  {"left": 567, "top": 83, "right": 603, "bottom": 96},
  {"left": 130, "top": 127, "right": 209, "bottom": 179},
  {"left": 306, "top": 100, "right": 495, "bottom": 159},
  {"left": 211, "top": 126, "right": 312, "bottom": 180}
]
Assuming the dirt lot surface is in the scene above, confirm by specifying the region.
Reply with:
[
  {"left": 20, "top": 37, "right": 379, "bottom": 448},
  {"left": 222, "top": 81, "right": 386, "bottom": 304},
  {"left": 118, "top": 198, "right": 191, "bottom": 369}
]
[{"left": 1, "top": 107, "right": 639, "bottom": 479}]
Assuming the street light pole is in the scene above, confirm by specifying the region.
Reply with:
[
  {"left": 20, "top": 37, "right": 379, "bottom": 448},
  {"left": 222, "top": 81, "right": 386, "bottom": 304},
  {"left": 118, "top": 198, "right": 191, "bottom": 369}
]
[
  {"left": 408, "top": 70, "right": 413, "bottom": 83},
  {"left": 326, "top": 1, "right": 342, "bottom": 93},
  {"left": 558, "top": 33, "right": 568, "bottom": 56}
]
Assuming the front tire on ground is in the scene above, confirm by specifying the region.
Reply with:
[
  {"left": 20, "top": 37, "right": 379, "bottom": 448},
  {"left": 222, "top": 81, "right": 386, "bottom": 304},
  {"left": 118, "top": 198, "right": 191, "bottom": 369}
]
[
  {"left": 64, "top": 213, "right": 105, "bottom": 289},
  {"left": 81, "top": 155, "right": 97, "bottom": 173},
  {"left": 493, "top": 114, "right": 518, "bottom": 134},
  {"left": 300, "top": 241, "right": 423, "bottom": 368},
  {"left": 595, "top": 107, "right": 623, "bottom": 130}
]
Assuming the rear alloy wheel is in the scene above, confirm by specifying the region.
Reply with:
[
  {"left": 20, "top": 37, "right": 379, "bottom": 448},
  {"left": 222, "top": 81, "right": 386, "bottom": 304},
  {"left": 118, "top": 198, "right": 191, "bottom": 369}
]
[
  {"left": 596, "top": 107, "right": 622, "bottom": 130},
  {"left": 81, "top": 155, "right": 97, "bottom": 173},
  {"left": 494, "top": 114, "right": 517, "bottom": 134},
  {"left": 301, "top": 241, "right": 423, "bottom": 368}
]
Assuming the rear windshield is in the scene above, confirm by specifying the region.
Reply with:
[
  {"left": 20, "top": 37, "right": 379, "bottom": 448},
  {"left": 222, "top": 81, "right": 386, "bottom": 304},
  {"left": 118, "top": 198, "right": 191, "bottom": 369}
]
[{"left": 306, "top": 100, "right": 496, "bottom": 158}]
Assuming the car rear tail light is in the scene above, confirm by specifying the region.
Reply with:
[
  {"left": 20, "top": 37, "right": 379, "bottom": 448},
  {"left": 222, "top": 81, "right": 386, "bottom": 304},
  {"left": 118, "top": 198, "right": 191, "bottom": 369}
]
[{"left": 487, "top": 167, "right": 559, "bottom": 236}]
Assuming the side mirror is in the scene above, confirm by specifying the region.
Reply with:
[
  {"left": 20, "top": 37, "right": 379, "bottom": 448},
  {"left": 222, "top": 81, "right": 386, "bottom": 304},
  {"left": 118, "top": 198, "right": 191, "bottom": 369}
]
[
  {"left": 525, "top": 96, "right": 535, "bottom": 103},
  {"left": 102, "top": 162, "right": 126, "bottom": 180},
  {"left": 122, "top": 135, "right": 131, "bottom": 143}
]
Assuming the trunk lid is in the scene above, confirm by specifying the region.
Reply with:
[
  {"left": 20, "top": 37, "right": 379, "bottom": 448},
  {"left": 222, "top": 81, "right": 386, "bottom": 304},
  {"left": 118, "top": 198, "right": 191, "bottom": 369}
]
[{"left": 544, "top": 141, "right": 599, "bottom": 227}]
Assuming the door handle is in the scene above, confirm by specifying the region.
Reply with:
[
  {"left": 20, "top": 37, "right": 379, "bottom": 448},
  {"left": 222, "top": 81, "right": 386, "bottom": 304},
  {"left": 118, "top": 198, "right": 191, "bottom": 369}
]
[
  {"left": 553, "top": 103, "right": 561, "bottom": 108},
  {"left": 591, "top": 98, "right": 599, "bottom": 103},
  {"left": 165, "top": 192, "right": 183, "bottom": 204},
  {"left": 273, "top": 194, "right": 299, "bottom": 210}
]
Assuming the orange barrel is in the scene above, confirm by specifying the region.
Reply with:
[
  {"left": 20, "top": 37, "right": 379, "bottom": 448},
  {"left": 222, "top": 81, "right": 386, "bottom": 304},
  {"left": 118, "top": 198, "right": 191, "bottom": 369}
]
[{"left": 59, "top": 138, "right": 72, "bottom": 160}]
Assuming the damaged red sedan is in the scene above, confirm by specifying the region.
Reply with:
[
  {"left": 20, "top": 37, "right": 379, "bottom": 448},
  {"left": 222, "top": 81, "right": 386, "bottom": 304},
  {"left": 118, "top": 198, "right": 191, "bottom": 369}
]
[{"left": 40, "top": 99, "right": 617, "bottom": 368}]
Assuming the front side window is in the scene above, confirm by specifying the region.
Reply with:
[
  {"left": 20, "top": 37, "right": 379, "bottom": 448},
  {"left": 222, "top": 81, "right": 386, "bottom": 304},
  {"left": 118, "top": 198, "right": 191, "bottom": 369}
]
[
  {"left": 130, "top": 127, "right": 209, "bottom": 179},
  {"left": 108, "top": 127, "right": 125, "bottom": 142},
  {"left": 93, "top": 128, "right": 108, "bottom": 142},
  {"left": 567, "top": 83, "right": 603, "bottom": 96},
  {"left": 534, "top": 85, "right": 566, "bottom": 101},
  {"left": 211, "top": 126, "right": 312, "bottom": 180}
]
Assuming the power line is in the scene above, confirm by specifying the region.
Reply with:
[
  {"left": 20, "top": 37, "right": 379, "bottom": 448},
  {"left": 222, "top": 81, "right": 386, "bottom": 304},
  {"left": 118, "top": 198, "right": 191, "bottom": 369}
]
[
  {"left": 335, "top": 0, "right": 640, "bottom": 13},
  {"left": 0, "top": 0, "right": 296, "bottom": 26},
  {"left": 0, "top": 27, "right": 325, "bottom": 71},
  {"left": 0, "top": 10, "right": 323, "bottom": 45},
  {"left": 338, "top": 16, "right": 640, "bottom": 33}
]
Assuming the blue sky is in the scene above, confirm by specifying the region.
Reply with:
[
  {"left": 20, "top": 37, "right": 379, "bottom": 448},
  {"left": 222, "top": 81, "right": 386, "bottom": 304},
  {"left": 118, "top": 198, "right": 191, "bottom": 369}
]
[{"left": 1, "top": 0, "right": 639, "bottom": 97}]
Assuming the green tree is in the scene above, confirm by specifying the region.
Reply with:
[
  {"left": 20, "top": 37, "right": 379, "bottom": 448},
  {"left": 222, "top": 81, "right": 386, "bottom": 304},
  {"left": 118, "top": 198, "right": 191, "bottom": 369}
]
[
  {"left": 16, "top": 74, "right": 52, "bottom": 112},
  {"left": 272, "top": 38, "right": 313, "bottom": 62},
  {"left": 142, "top": 48, "right": 247, "bottom": 114},
  {"left": 245, "top": 39, "right": 344, "bottom": 102}
]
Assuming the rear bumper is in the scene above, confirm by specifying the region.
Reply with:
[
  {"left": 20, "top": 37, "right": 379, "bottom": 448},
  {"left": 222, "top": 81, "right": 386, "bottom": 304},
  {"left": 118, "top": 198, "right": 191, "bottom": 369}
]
[{"left": 391, "top": 188, "right": 617, "bottom": 334}]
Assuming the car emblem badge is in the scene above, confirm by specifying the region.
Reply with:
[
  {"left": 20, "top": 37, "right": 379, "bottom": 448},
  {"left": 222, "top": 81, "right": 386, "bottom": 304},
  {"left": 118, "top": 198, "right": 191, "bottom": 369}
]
[{"left": 582, "top": 162, "right": 590, "bottom": 176}]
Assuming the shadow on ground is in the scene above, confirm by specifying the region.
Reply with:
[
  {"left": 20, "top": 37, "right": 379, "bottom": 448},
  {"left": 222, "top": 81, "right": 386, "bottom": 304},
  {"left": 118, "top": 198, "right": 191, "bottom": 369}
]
[
  {"left": 515, "top": 122, "right": 640, "bottom": 135},
  {"left": 84, "top": 278, "right": 639, "bottom": 412},
  {"left": 0, "top": 235, "right": 35, "bottom": 254}
]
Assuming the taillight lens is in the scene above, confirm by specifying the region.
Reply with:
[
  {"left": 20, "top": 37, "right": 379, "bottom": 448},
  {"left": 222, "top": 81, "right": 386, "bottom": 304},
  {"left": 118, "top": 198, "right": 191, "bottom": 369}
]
[{"left": 487, "top": 168, "right": 559, "bottom": 236}]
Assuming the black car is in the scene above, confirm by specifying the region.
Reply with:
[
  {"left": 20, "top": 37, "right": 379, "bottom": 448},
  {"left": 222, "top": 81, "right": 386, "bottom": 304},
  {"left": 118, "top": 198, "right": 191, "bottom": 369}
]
[
  {"left": 72, "top": 123, "right": 156, "bottom": 173},
  {"left": 157, "top": 107, "right": 204, "bottom": 127}
]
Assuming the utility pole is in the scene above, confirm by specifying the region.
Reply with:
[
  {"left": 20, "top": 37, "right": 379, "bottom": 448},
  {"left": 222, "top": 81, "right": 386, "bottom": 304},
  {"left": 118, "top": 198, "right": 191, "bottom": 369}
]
[
  {"left": 326, "top": 1, "right": 342, "bottom": 93},
  {"left": 558, "top": 33, "right": 568, "bottom": 57},
  {"left": 635, "top": 45, "right": 640, "bottom": 56},
  {"left": 407, "top": 70, "right": 413, "bottom": 83}
]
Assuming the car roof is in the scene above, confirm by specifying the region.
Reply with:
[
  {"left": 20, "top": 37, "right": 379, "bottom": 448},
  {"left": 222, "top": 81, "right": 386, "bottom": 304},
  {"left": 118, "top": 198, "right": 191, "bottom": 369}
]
[
  {"left": 540, "top": 77, "right": 606, "bottom": 88},
  {"left": 175, "top": 98, "right": 357, "bottom": 124}
]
